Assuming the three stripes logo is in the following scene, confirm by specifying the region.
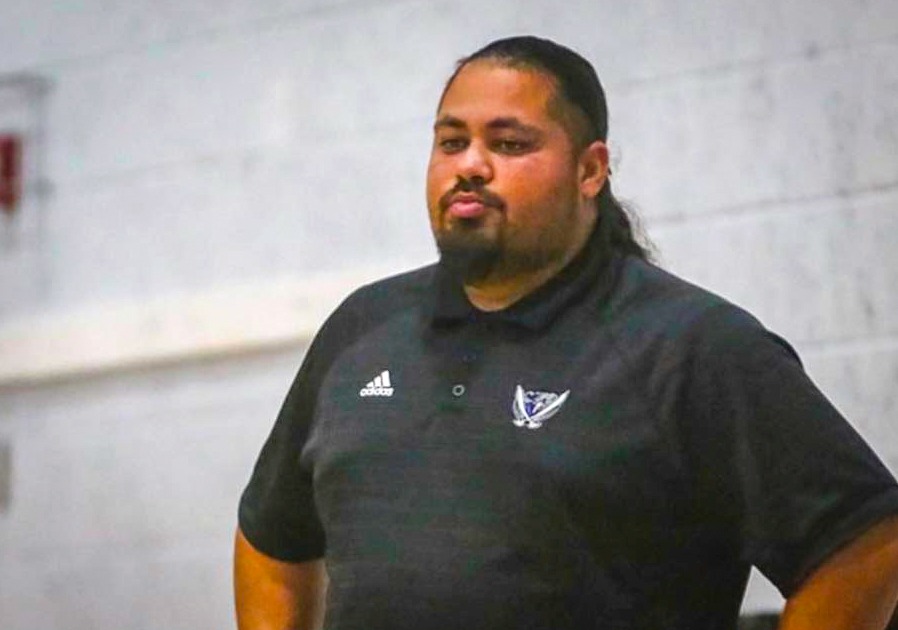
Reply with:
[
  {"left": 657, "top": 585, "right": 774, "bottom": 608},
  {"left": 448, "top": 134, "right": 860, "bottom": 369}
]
[{"left": 359, "top": 370, "right": 394, "bottom": 397}]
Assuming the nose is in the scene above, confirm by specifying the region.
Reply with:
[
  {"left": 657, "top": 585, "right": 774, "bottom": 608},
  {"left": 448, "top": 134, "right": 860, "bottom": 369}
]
[{"left": 456, "top": 140, "right": 493, "bottom": 184}]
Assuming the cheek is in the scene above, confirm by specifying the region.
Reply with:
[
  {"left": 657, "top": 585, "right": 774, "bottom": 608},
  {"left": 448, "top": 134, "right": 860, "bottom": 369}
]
[
  {"left": 425, "top": 160, "right": 452, "bottom": 228},
  {"left": 426, "top": 156, "right": 452, "bottom": 203},
  {"left": 502, "top": 160, "right": 573, "bottom": 214}
]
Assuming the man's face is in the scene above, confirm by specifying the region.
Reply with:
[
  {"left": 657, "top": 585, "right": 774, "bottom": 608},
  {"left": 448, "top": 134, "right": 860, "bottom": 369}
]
[{"left": 426, "top": 60, "right": 597, "bottom": 284}]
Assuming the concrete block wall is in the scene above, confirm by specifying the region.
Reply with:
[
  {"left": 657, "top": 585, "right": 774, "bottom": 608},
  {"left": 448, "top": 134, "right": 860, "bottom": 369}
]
[
  {"left": 0, "top": 350, "right": 304, "bottom": 629},
  {"left": 0, "top": 0, "right": 895, "bottom": 626}
]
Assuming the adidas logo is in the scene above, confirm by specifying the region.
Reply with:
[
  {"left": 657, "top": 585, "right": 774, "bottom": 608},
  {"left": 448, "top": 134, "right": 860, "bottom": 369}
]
[{"left": 359, "top": 370, "right": 394, "bottom": 397}]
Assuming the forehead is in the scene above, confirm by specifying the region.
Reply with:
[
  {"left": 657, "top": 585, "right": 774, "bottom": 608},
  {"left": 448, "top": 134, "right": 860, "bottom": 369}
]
[{"left": 436, "top": 61, "right": 560, "bottom": 125}]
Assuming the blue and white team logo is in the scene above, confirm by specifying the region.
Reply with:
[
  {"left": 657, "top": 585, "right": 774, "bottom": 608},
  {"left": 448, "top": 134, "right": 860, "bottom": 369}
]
[{"left": 512, "top": 385, "right": 570, "bottom": 430}]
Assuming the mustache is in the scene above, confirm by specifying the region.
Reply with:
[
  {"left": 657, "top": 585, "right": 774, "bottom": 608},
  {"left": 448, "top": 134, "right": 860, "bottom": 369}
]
[{"left": 438, "top": 179, "right": 505, "bottom": 211}]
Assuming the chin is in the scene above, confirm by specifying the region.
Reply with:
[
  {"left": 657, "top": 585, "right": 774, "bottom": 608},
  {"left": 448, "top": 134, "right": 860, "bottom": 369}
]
[{"left": 435, "top": 230, "right": 500, "bottom": 283}]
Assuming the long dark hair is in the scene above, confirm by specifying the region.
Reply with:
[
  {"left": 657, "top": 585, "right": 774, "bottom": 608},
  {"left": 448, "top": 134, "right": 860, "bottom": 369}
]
[{"left": 447, "top": 36, "right": 653, "bottom": 261}]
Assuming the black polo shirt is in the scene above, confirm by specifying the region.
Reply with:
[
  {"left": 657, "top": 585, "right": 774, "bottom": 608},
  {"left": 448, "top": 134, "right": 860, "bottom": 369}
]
[{"left": 239, "top": 228, "right": 898, "bottom": 630}]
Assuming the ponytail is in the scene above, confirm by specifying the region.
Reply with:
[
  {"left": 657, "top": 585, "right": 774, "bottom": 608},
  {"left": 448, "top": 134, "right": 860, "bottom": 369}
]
[{"left": 595, "top": 181, "right": 653, "bottom": 261}]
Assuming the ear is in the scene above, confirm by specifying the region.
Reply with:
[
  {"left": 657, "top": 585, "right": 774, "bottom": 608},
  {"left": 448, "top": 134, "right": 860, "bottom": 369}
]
[{"left": 577, "top": 140, "right": 609, "bottom": 199}]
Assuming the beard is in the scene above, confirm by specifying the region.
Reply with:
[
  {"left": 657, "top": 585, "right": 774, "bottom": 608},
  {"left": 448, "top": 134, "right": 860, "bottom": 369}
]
[
  {"left": 431, "top": 179, "right": 582, "bottom": 287},
  {"left": 435, "top": 222, "right": 501, "bottom": 284},
  {"left": 435, "top": 219, "right": 567, "bottom": 287}
]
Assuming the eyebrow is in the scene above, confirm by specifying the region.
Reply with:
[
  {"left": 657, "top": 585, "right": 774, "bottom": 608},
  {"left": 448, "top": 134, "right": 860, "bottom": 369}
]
[{"left": 433, "top": 115, "right": 542, "bottom": 135}]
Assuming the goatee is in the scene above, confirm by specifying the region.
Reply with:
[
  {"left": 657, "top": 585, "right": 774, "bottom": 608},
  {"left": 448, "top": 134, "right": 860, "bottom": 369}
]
[{"left": 436, "top": 227, "right": 500, "bottom": 284}]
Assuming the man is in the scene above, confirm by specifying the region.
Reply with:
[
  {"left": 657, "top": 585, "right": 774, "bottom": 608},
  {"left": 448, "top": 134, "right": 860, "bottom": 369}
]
[{"left": 235, "top": 36, "right": 898, "bottom": 629}]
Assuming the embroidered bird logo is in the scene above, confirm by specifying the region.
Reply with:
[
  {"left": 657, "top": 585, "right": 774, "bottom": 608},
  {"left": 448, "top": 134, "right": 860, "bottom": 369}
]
[{"left": 511, "top": 385, "right": 570, "bottom": 430}]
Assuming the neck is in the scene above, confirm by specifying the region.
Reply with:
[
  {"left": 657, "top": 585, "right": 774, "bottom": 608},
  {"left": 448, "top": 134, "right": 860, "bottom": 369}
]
[{"left": 463, "top": 214, "right": 596, "bottom": 312}]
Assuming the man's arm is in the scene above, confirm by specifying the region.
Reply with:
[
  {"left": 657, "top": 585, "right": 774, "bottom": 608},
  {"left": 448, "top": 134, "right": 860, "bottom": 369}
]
[
  {"left": 234, "top": 527, "right": 327, "bottom": 630},
  {"left": 779, "top": 515, "right": 898, "bottom": 630}
]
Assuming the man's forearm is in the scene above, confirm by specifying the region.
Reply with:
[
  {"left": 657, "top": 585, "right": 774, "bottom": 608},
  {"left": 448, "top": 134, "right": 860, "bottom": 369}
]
[
  {"left": 778, "top": 516, "right": 898, "bottom": 630},
  {"left": 234, "top": 527, "right": 327, "bottom": 630}
]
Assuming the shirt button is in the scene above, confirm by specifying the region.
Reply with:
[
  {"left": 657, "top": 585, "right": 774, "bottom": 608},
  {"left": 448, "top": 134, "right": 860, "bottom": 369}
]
[{"left": 451, "top": 384, "right": 466, "bottom": 397}]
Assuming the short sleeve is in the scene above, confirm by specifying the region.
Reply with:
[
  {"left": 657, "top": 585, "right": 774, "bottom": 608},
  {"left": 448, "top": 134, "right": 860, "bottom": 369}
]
[
  {"left": 238, "top": 299, "right": 360, "bottom": 562},
  {"left": 681, "top": 305, "right": 898, "bottom": 597}
]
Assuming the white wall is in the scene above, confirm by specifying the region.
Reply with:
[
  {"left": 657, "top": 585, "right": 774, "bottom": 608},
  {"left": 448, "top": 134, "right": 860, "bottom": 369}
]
[
  {"left": 0, "top": 0, "right": 896, "bottom": 627},
  {"left": 0, "top": 350, "right": 303, "bottom": 628}
]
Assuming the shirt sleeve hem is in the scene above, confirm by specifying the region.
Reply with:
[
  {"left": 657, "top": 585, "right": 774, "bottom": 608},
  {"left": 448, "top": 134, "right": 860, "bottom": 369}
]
[
  {"left": 238, "top": 499, "right": 327, "bottom": 564},
  {"left": 774, "top": 488, "right": 898, "bottom": 598}
]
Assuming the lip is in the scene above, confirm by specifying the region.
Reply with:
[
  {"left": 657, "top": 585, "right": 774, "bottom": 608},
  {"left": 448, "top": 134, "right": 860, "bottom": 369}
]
[{"left": 446, "top": 193, "right": 494, "bottom": 219}]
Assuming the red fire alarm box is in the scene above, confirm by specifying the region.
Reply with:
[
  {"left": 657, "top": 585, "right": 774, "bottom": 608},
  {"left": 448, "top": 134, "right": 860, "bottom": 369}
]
[{"left": 0, "top": 134, "right": 22, "bottom": 215}]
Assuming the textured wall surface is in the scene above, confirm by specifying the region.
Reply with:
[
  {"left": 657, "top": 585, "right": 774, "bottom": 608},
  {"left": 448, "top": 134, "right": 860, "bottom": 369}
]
[
  {"left": 0, "top": 0, "right": 896, "bottom": 627},
  {"left": 0, "top": 350, "right": 303, "bottom": 628}
]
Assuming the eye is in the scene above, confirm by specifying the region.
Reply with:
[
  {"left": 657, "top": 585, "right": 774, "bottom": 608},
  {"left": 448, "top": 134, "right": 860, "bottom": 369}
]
[
  {"left": 494, "top": 138, "right": 531, "bottom": 154},
  {"left": 437, "top": 137, "right": 468, "bottom": 153}
]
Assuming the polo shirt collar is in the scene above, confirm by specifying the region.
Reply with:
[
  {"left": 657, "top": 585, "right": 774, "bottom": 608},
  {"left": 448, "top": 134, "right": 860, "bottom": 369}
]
[{"left": 430, "top": 223, "right": 616, "bottom": 331}]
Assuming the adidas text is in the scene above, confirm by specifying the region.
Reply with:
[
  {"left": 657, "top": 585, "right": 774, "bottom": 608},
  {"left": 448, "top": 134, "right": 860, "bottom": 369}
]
[{"left": 359, "top": 386, "right": 394, "bottom": 397}]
